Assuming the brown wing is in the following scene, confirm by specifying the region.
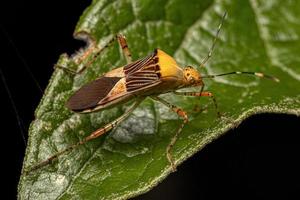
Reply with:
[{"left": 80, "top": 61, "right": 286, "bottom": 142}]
[
  {"left": 124, "top": 49, "right": 161, "bottom": 92},
  {"left": 66, "top": 50, "right": 161, "bottom": 112},
  {"left": 66, "top": 76, "right": 121, "bottom": 112}
]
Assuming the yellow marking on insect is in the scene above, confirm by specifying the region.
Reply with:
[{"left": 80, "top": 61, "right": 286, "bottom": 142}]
[
  {"left": 273, "top": 77, "right": 280, "bottom": 82},
  {"left": 105, "top": 67, "right": 124, "bottom": 77},
  {"left": 157, "top": 49, "right": 183, "bottom": 79},
  {"left": 255, "top": 72, "right": 264, "bottom": 78},
  {"left": 255, "top": 72, "right": 280, "bottom": 82},
  {"left": 108, "top": 78, "right": 127, "bottom": 96}
]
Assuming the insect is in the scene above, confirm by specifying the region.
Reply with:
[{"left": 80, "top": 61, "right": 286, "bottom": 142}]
[{"left": 27, "top": 12, "right": 278, "bottom": 173}]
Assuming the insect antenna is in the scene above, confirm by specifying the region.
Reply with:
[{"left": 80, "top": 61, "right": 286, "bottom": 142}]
[
  {"left": 0, "top": 68, "right": 27, "bottom": 146},
  {"left": 202, "top": 71, "right": 280, "bottom": 82},
  {"left": 200, "top": 11, "right": 227, "bottom": 68}
]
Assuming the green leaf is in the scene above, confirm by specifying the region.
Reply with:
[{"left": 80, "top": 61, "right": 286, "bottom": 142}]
[{"left": 19, "top": 0, "right": 300, "bottom": 199}]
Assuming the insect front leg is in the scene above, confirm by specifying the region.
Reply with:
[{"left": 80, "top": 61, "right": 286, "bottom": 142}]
[
  {"left": 151, "top": 96, "right": 189, "bottom": 172},
  {"left": 173, "top": 91, "right": 221, "bottom": 117},
  {"left": 26, "top": 98, "right": 144, "bottom": 173}
]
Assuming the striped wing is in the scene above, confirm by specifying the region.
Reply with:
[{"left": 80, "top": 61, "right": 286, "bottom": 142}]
[
  {"left": 66, "top": 50, "right": 162, "bottom": 113},
  {"left": 124, "top": 49, "right": 161, "bottom": 92}
]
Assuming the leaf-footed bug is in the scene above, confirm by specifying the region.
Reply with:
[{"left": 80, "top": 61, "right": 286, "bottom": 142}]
[{"left": 27, "top": 12, "right": 279, "bottom": 173}]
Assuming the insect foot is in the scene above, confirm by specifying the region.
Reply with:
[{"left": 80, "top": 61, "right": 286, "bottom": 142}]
[{"left": 167, "top": 148, "right": 177, "bottom": 172}]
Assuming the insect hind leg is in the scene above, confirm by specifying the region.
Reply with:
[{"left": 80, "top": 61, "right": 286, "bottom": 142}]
[{"left": 26, "top": 98, "right": 144, "bottom": 173}]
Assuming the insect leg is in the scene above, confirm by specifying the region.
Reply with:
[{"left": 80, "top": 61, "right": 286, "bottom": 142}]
[
  {"left": 26, "top": 98, "right": 144, "bottom": 173},
  {"left": 151, "top": 96, "right": 188, "bottom": 172},
  {"left": 117, "top": 34, "right": 132, "bottom": 64},
  {"left": 174, "top": 91, "right": 221, "bottom": 117},
  {"left": 200, "top": 12, "right": 227, "bottom": 68},
  {"left": 82, "top": 98, "right": 143, "bottom": 141},
  {"left": 55, "top": 35, "right": 119, "bottom": 75},
  {"left": 83, "top": 33, "right": 133, "bottom": 68}
]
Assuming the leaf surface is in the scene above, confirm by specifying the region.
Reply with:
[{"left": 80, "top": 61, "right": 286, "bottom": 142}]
[{"left": 19, "top": 0, "right": 300, "bottom": 199}]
